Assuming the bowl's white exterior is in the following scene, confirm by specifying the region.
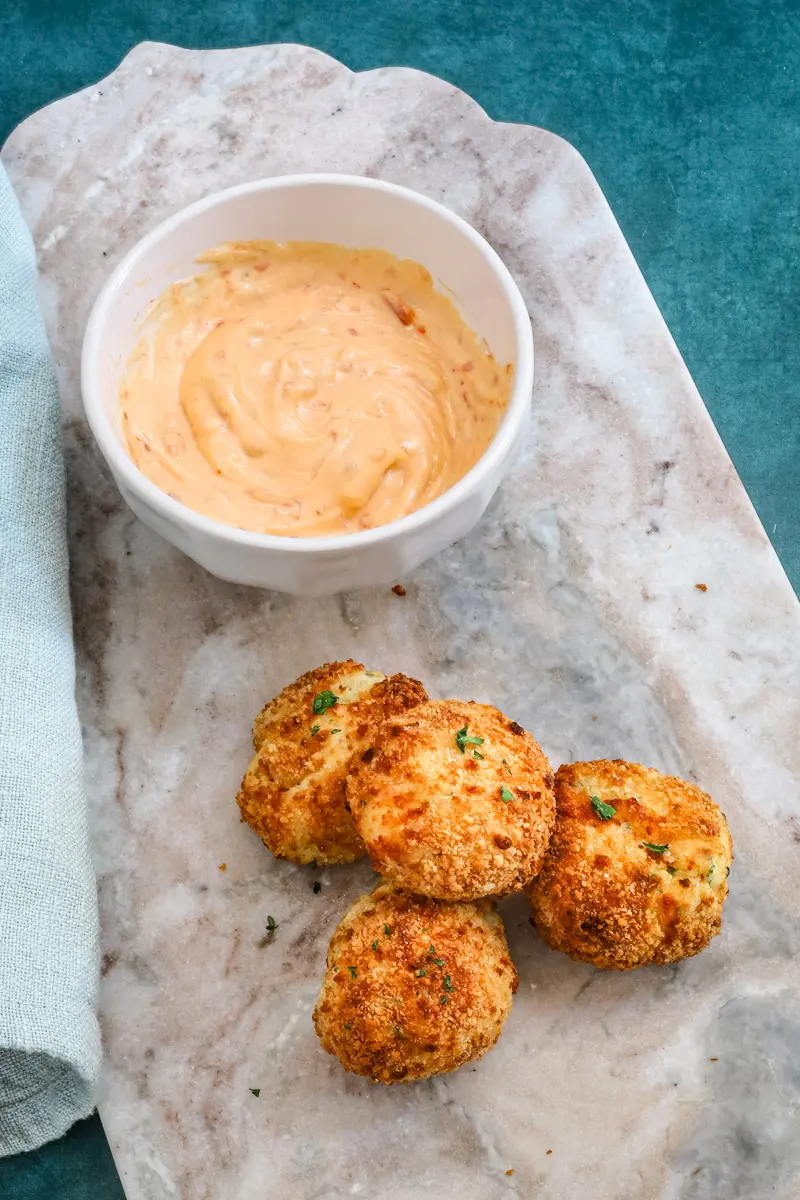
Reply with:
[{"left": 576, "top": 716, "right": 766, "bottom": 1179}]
[{"left": 81, "top": 174, "right": 534, "bottom": 596}]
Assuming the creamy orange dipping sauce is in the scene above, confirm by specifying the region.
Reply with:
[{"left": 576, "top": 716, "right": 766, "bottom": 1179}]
[{"left": 120, "top": 241, "right": 512, "bottom": 537}]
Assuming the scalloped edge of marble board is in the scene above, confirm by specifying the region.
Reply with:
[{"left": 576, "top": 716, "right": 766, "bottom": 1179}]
[
  {"left": 4, "top": 38, "right": 588, "bottom": 179},
  {"left": 0, "top": 37, "right": 724, "bottom": 401},
  {"left": 2, "top": 38, "right": 656, "bottom": 321}
]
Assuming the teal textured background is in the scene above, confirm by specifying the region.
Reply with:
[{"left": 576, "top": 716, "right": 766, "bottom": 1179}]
[{"left": 0, "top": 1, "right": 796, "bottom": 1195}]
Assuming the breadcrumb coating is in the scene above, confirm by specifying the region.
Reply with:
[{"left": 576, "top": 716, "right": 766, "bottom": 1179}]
[
  {"left": 348, "top": 699, "right": 556, "bottom": 899},
  {"left": 313, "top": 882, "right": 518, "bottom": 1082},
  {"left": 529, "top": 759, "right": 733, "bottom": 969},
  {"left": 237, "top": 661, "right": 427, "bottom": 864}
]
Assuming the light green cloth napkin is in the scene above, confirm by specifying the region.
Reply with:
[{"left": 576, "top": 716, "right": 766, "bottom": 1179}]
[{"left": 0, "top": 164, "right": 101, "bottom": 1155}]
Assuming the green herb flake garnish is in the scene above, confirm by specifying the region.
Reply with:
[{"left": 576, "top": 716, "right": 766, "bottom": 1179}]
[
  {"left": 591, "top": 795, "right": 617, "bottom": 821},
  {"left": 442, "top": 975, "right": 454, "bottom": 992},
  {"left": 249, "top": 1088, "right": 261, "bottom": 1097},
  {"left": 432, "top": 957, "right": 445, "bottom": 968},
  {"left": 331, "top": 729, "right": 342, "bottom": 735},
  {"left": 384, "top": 924, "right": 392, "bottom": 936},
  {"left": 501, "top": 786, "right": 515, "bottom": 803},
  {"left": 372, "top": 940, "right": 379, "bottom": 950},
  {"left": 266, "top": 915, "right": 278, "bottom": 933},
  {"left": 456, "top": 725, "right": 485, "bottom": 754},
  {"left": 348, "top": 966, "right": 358, "bottom": 979},
  {"left": 428, "top": 944, "right": 436, "bottom": 953},
  {"left": 344, "top": 1022, "right": 352, "bottom": 1030},
  {"left": 416, "top": 968, "right": 427, "bottom": 978},
  {"left": 313, "top": 881, "right": 321, "bottom": 894},
  {"left": 666, "top": 866, "right": 678, "bottom": 876},
  {"left": 440, "top": 995, "right": 448, "bottom": 1005},
  {"left": 311, "top": 725, "right": 320, "bottom": 737},
  {"left": 473, "top": 749, "right": 484, "bottom": 760},
  {"left": 642, "top": 842, "right": 669, "bottom": 854},
  {"left": 312, "top": 690, "right": 339, "bottom": 715}
]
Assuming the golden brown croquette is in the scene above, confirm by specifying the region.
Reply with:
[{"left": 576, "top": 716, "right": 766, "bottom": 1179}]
[
  {"left": 529, "top": 759, "right": 733, "bottom": 969},
  {"left": 347, "top": 699, "right": 556, "bottom": 899},
  {"left": 237, "top": 661, "right": 427, "bottom": 865},
  {"left": 313, "top": 882, "right": 518, "bottom": 1083}
]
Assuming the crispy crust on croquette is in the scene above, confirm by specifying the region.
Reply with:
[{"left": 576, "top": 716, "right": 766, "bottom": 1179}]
[
  {"left": 313, "top": 883, "right": 518, "bottom": 1083},
  {"left": 529, "top": 760, "right": 733, "bottom": 969},
  {"left": 237, "top": 661, "right": 427, "bottom": 865},
  {"left": 347, "top": 699, "right": 556, "bottom": 899}
]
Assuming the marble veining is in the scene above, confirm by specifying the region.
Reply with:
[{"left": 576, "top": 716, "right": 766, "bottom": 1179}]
[{"left": 3, "top": 42, "right": 800, "bottom": 1200}]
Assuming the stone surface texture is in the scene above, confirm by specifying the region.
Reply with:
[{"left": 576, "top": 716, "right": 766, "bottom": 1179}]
[{"left": 3, "top": 42, "right": 799, "bottom": 1200}]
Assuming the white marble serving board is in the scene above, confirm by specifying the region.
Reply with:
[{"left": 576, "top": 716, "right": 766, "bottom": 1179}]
[{"left": 4, "top": 41, "right": 800, "bottom": 1200}]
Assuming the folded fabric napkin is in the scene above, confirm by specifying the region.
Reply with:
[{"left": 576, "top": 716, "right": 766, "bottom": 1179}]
[{"left": 0, "top": 164, "right": 101, "bottom": 1155}]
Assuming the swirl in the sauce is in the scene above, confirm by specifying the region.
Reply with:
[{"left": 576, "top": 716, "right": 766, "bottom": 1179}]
[{"left": 121, "top": 241, "right": 512, "bottom": 536}]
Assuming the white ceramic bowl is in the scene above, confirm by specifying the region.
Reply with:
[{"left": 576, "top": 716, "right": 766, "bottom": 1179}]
[{"left": 81, "top": 174, "right": 533, "bottom": 596}]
